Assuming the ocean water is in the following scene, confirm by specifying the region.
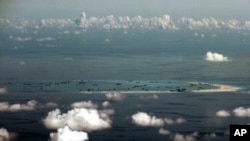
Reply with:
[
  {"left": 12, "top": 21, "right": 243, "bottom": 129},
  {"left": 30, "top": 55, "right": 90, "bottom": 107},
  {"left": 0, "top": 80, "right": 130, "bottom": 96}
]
[
  {"left": 1, "top": 25, "right": 250, "bottom": 141},
  {"left": 1, "top": 91, "right": 250, "bottom": 141}
]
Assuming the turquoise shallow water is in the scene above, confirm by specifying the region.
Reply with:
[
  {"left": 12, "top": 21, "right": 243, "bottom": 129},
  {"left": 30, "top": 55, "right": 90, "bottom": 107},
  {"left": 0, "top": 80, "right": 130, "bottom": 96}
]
[{"left": 0, "top": 80, "right": 218, "bottom": 94}]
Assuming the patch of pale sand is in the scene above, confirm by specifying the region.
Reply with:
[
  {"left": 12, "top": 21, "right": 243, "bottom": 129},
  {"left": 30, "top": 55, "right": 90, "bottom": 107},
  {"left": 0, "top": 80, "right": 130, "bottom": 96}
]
[{"left": 192, "top": 83, "right": 241, "bottom": 93}]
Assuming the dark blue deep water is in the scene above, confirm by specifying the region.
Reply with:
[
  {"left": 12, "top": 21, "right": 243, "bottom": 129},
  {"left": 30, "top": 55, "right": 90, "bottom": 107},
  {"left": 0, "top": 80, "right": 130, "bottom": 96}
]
[{"left": 1, "top": 91, "right": 250, "bottom": 141}]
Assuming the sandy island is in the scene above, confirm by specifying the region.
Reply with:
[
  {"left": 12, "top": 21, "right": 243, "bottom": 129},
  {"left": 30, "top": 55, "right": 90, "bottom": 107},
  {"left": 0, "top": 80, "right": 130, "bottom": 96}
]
[{"left": 191, "top": 83, "right": 241, "bottom": 93}]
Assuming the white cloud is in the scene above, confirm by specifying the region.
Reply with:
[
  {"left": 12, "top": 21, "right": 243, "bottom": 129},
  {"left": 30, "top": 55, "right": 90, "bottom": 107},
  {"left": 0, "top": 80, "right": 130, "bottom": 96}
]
[
  {"left": 131, "top": 112, "right": 165, "bottom": 127},
  {"left": 205, "top": 51, "right": 229, "bottom": 62},
  {"left": 105, "top": 92, "right": 125, "bottom": 101},
  {"left": 176, "top": 118, "right": 186, "bottom": 124},
  {"left": 40, "top": 18, "right": 75, "bottom": 28},
  {"left": 75, "top": 13, "right": 178, "bottom": 30},
  {"left": 0, "top": 100, "right": 58, "bottom": 112},
  {"left": 36, "top": 37, "right": 54, "bottom": 42},
  {"left": 173, "top": 133, "right": 197, "bottom": 141},
  {"left": 180, "top": 17, "right": 221, "bottom": 30},
  {"left": 159, "top": 128, "right": 171, "bottom": 135},
  {"left": 0, "top": 128, "right": 10, "bottom": 141},
  {"left": 102, "top": 101, "right": 111, "bottom": 108},
  {"left": 216, "top": 110, "right": 231, "bottom": 117},
  {"left": 62, "top": 30, "right": 70, "bottom": 34},
  {"left": 164, "top": 117, "right": 186, "bottom": 125},
  {"left": 0, "top": 88, "right": 7, "bottom": 94},
  {"left": 14, "top": 37, "right": 32, "bottom": 42},
  {"left": 64, "top": 57, "right": 73, "bottom": 61},
  {"left": 43, "top": 108, "right": 112, "bottom": 132},
  {"left": 244, "top": 21, "right": 250, "bottom": 30},
  {"left": 159, "top": 130, "right": 217, "bottom": 141},
  {"left": 19, "top": 61, "right": 26, "bottom": 65},
  {"left": 104, "top": 38, "right": 110, "bottom": 42},
  {"left": 74, "top": 31, "right": 81, "bottom": 35},
  {"left": 2, "top": 14, "right": 250, "bottom": 31},
  {"left": 226, "top": 19, "right": 241, "bottom": 30},
  {"left": 204, "top": 133, "right": 216, "bottom": 139},
  {"left": 43, "top": 102, "right": 58, "bottom": 108},
  {"left": 99, "top": 109, "right": 115, "bottom": 120},
  {"left": 0, "top": 127, "right": 16, "bottom": 141},
  {"left": 0, "top": 100, "right": 38, "bottom": 112},
  {"left": 131, "top": 112, "right": 186, "bottom": 127},
  {"left": 50, "top": 125, "right": 88, "bottom": 141},
  {"left": 71, "top": 101, "right": 98, "bottom": 109},
  {"left": 233, "top": 107, "right": 250, "bottom": 117}
]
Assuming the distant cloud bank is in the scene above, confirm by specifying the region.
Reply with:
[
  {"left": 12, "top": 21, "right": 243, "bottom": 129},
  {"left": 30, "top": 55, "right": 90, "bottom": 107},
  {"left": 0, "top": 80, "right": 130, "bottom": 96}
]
[{"left": 1, "top": 12, "right": 250, "bottom": 31}]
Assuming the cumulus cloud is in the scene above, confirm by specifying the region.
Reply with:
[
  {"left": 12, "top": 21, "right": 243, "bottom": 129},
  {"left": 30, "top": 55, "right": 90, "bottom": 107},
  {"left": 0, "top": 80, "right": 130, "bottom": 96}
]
[
  {"left": 105, "top": 92, "right": 125, "bottom": 101},
  {"left": 50, "top": 125, "right": 88, "bottom": 141},
  {"left": 204, "top": 133, "right": 216, "bottom": 139},
  {"left": 164, "top": 117, "right": 186, "bottom": 125},
  {"left": 216, "top": 107, "right": 250, "bottom": 118},
  {"left": 159, "top": 128, "right": 171, "bottom": 135},
  {"left": 39, "top": 18, "right": 75, "bottom": 28},
  {"left": 36, "top": 37, "right": 54, "bottom": 42},
  {"left": 131, "top": 112, "right": 165, "bottom": 127},
  {"left": 19, "top": 61, "right": 25, "bottom": 65},
  {"left": 233, "top": 107, "right": 250, "bottom": 117},
  {"left": 131, "top": 112, "right": 186, "bottom": 127},
  {"left": 43, "top": 102, "right": 58, "bottom": 108},
  {"left": 0, "top": 127, "right": 16, "bottom": 141},
  {"left": 102, "top": 101, "right": 111, "bottom": 108},
  {"left": 180, "top": 17, "right": 221, "bottom": 29},
  {"left": 205, "top": 51, "right": 229, "bottom": 62},
  {"left": 43, "top": 108, "right": 112, "bottom": 132},
  {"left": 159, "top": 130, "right": 217, "bottom": 141},
  {"left": 216, "top": 110, "right": 231, "bottom": 117},
  {"left": 0, "top": 88, "right": 7, "bottom": 94},
  {"left": 71, "top": 101, "right": 98, "bottom": 109},
  {"left": 74, "top": 12, "right": 178, "bottom": 30},
  {"left": 14, "top": 37, "right": 32, "bottom": 42},
  {"left": 2, "top": 13, "right": 250, "bottom": 31},
  {"left": 0, "top": 100, "right": 57, "bottom": 112},
  {"left": 1, "top": 11, "right": 250, "bottom": 32},
  {"left": 0, "top": 128, "right": 10, "bottom": 141},
  {"left": 0, "top": 100, "right": 38, "bottom": 112},
  {"left": 104, "top": 38, "right": 110, "bottom": 42},
  {"left": 74, "top": 31, "right": 81, "bottom": 35},
  {"left": 173, "top": 133, "right": 197, "bottom": 141},
  {"left": 63, "top": 30, "right": 70, "bottom": 34}
]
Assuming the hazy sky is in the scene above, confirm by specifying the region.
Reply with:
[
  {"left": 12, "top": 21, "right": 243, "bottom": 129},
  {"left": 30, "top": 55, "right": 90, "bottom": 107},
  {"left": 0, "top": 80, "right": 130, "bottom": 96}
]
[{"left": 0, "top": 0, "right": 250, "bottom": 19}]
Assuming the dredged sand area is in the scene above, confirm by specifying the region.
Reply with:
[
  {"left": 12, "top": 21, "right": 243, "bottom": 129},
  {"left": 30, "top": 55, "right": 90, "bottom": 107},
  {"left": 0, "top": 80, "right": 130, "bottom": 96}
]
[
  {"left": 191, "top": 83, "right": 241, "bottom": 93},
  {"left": 80, "top": 83, "right": 241, "bottom": 94},
  {"left": 0, "top": 80, "right": 241, "bottom": 94}
]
